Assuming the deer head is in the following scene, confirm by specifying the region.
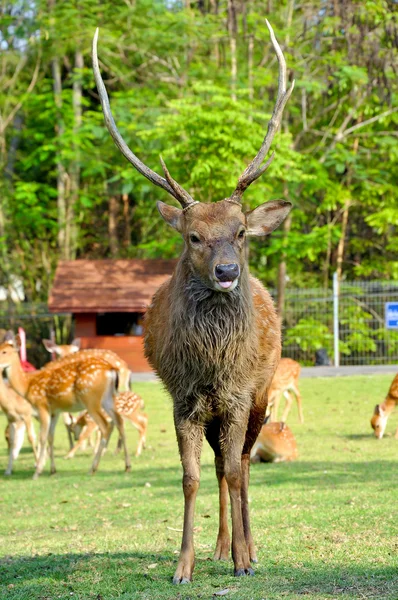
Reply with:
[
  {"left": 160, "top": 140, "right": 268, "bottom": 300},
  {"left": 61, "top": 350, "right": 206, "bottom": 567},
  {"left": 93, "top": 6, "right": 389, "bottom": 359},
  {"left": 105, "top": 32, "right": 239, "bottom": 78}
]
[
  {"left": 42, "top": 338, "right": 81, "bottom": 357},
  {"left": 0, "top": 334, "right": 21, "bottom": 370},
  {"left": 92, "top": 21, "right": 294, "bottom": 293},
  {"left": 370, "top": 404, "right": 388, "bottom": 439}
]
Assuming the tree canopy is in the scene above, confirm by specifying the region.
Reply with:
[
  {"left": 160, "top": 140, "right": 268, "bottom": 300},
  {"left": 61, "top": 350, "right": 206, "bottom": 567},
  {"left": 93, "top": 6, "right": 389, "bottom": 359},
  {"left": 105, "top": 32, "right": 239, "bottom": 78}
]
[{"left": 1, "top": 0, "right": 397, "bottom": 303}]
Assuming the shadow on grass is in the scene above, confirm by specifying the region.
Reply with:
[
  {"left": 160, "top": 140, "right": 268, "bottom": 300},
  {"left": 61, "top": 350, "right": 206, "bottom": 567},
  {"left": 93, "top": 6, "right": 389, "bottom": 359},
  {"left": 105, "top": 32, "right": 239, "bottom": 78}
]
[
  {"left": 3, "top": 459, "right": 398, "bottom": 494},
  {"left": 1, "top": 551, "right": 397, "bottom": 599}
]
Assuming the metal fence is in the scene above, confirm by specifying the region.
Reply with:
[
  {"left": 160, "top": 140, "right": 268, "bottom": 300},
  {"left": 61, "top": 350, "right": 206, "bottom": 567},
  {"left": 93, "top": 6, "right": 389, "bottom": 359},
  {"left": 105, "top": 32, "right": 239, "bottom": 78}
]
[
  {"left": 0, "top": 303, "right": 72, "bottom": 368},
  {"left": 1, "top": 277, "right": 398, "bottom": 368},
  {"left": 277, "top": 276, "right": 398, "bottom": 366}
]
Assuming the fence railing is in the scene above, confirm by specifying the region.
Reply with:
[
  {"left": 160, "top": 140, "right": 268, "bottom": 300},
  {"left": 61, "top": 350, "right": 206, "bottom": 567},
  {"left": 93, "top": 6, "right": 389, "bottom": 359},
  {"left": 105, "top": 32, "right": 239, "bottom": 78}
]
[
  {"left": 1, "top": 277, "right": 398, "bottom": 368},
  {"left": 274, "top": 277, "right": 398, "bottom": 366}
]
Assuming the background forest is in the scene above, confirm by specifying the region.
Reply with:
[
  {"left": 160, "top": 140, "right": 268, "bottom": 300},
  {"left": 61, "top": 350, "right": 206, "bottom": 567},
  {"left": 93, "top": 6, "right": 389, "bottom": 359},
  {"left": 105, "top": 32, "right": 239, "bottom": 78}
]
[{"left": 0, "top": 0, "right": 397, "bottom": 306}]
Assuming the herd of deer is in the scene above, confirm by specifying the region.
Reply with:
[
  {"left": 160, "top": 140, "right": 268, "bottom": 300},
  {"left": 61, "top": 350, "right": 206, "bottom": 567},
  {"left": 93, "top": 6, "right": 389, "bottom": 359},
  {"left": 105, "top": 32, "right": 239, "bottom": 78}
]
[
  {"left": 0, "top": 335, "right": 148, "bottom": 478},
  {"left": 1, "top": 21, "right": 397, "bottom": 583}
]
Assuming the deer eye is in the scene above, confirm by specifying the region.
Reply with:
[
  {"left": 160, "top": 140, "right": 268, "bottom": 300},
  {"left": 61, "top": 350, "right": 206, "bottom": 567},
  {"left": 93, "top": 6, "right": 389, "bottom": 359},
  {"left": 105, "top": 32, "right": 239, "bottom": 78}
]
[
  {"left": 189, "top": 234, "right": 201, "bottom": 244},
  {"left": 238, "top": 229, "right": 246, "bottom": 239}
]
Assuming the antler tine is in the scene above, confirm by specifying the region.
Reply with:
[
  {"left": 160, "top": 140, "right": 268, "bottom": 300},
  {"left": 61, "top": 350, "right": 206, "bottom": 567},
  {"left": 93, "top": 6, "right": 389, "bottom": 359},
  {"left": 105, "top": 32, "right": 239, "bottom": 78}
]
[
  {"left": 229, "top": 20, "right": 295, "bottom": 204},
  {"left": 92, "top": 28, "right": 196, "bottom": 209}
]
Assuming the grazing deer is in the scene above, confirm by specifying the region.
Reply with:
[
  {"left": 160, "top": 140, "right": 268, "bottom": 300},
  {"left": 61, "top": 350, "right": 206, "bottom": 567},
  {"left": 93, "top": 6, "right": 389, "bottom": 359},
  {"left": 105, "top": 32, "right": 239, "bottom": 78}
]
[
  {"left": 1, "top": 377, "right": 38, "bottom": 475},
  {"left": 0, "top": 335, "right": 130, "bottom": 478},
  {"left": 370, "top": 373, "right": 398, "bottom": 439},
  {"left": 268, "top": 358, "right": 303, "bottom": 424},
  {"left": 43, "top": 338, "right": 132, "bottom": 449},
  {"left": 65, "top": 390, "right": 148, "bottom": 459},
  {"left": 42, "top": 339, "right": 132, "bottom": 392},
  {"left": 251, "top": 417, "right": 297, "bottom": 463},
  {"left": 93, "top": 20, "right": 294, "bottom": 581}
]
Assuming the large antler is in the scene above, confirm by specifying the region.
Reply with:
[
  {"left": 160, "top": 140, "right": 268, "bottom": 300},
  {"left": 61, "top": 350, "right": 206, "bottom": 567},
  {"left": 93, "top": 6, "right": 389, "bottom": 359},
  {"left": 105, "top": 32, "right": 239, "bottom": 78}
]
[
  {"left": 92, "top": 29, "right": 196, "bottom": 210},
  {"left": 228, "top": 20, "right": 295, "bottom": 204}
]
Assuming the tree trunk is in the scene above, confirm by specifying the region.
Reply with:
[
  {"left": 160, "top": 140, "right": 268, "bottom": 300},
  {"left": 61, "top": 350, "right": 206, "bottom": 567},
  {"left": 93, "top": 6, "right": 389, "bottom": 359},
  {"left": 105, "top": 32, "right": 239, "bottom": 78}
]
[
  {"left": 108, "top": 196, "right": 120, "bottom": 257},
  {"left": 122, "top": 193, "right": 131, "bottom": 248},
  {"left": 68, "top": 49, "right": 84, "bottom": 259},
  {"left": 51, "top": 54, "right": 67, "bottom": 258},
  {"left": 227, "top": 0, "right": 237, "bottom": 102}
]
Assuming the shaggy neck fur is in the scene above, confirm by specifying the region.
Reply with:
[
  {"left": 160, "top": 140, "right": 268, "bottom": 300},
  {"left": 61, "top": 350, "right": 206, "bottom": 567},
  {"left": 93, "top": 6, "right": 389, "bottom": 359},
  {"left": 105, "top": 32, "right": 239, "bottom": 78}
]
[{"left": 158, "top": 256, "right": 258, "bottom": 421}]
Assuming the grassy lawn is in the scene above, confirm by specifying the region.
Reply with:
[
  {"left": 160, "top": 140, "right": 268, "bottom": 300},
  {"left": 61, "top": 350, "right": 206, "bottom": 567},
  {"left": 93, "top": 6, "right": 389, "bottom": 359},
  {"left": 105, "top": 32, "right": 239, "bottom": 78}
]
[{"left": 0, "top": 375, "right": 397, "bottom": 600}]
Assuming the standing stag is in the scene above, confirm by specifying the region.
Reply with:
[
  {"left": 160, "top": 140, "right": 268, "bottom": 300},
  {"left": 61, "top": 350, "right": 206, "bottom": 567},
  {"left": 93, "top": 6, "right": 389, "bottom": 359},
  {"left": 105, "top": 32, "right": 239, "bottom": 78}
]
[{"left": 93, "top": 20, "right": 294, "bottom": 582}]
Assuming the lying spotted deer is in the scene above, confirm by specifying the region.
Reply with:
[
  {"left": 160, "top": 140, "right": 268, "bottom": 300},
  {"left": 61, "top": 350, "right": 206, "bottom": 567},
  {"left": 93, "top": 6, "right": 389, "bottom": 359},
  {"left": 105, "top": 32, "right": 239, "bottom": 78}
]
[
  {"left": 250, "top": 416, "right": 297, "bottom": 463},
  {"left": 370, "top": 373, "right": 398, "bottom": 439},
  {"left": 94, "top": 19, "right": 294, "bottom": 581},
  {"left": 268, "top": 358, "right": 303, "bottom": 423},
  {"left": 64, "top": 391, "right": 148, "bottom": 459},
  {"left": 0, "top": 334, "right": 130, "bottom": 478},
  {"left": 1, "top": 376, "right": 38, "bottom": 475}
]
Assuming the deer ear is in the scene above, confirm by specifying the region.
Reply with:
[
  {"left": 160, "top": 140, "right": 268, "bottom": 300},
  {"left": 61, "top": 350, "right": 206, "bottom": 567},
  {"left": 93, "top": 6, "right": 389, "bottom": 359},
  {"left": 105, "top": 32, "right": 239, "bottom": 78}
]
[
  {"left": 374, "top": 404, "right": 381, "bottom": 415},
  {"left": 246, "top": 200, "right": 292, "bottom": 236},
  {"left": 157, "top": 201, "right": 183, "bottom": 232},
  {"left": 43, "top": 339, "right": 57, "bottom": 353},
  {"left": 4, "top": 330, "right": 15, "bottom": 344},
  {"left": 71, "top": 338, "right": 81, "bottom": 350},
  {"left": 14, "top": 334, "right": 21, "bottom": 351}
]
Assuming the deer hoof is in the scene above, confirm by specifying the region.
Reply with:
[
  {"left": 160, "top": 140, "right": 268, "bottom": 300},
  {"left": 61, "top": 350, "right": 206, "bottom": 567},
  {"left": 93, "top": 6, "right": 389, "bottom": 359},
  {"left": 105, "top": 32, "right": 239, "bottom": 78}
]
[
  {"left": 125, "top": 465, "right": 131, "bottom": 473},
  {"left": 32, "top": 471, "right": 40, "bottom": 480},
  {"left": 4, "top": 470, "right": 12, "bottom": 476},
  {"left": 234, "top": 567, "right": 255, "bottom": 577},
  {"left": 172, "top": 576, "right": 191, "bottom": 585}
]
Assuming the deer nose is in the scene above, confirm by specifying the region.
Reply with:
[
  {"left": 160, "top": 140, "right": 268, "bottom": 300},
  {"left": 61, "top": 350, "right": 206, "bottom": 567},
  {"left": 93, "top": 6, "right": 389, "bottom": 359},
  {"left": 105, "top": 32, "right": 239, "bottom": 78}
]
[{"left": 215, "top": 263, "right": 240, "bottom": 282}]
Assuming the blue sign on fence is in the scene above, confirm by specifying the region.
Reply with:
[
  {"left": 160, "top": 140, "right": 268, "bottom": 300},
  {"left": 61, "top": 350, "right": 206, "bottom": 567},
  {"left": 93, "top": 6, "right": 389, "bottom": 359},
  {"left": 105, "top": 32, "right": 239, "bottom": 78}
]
[{"left": 385, "top": 302, "right": 398, "bottom": 329}]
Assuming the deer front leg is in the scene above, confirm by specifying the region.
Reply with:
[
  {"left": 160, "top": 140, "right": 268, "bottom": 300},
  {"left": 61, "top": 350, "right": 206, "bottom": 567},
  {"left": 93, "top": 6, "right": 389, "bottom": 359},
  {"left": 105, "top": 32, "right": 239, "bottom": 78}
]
[
  {"left": 222, "top": 416, "right": 254, "bottom": 577},
  {"left": 4, "top": 422, "right": 16, "bottom": 476},
  {"left": 213, "top": 455, "right": 231, "bottom": 561},
  {"left": 33, "top": 407, "right": 51, "bottom": 479},
  {"left": 173, "top": 418, "right": 203, "bottom": 584},
  {"left": 48, "top": 413, "right": 60, "bottom": 474}
]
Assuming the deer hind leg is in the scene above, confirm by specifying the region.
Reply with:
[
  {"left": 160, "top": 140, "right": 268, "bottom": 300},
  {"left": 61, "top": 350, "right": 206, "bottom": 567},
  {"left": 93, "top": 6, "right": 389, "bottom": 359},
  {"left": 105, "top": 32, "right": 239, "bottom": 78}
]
[
  {"left": 89, "top": 411, "right": 113, "bottom": 474},
  {"left": 5, "top": 422, "right": 17, "bottom": 475},
  {"left": 291, "top": 383, "right": 304, "bottom": 423},
  {"left": 64, "top": 421, "right": 98, "bottom": 459},
  {"left": 271, "top": 393, "right": 280, "bottom": 422},
  {"left": 110, "top": 410, "right": 131, "bottom": 472},
  {"left": 173, "top": 418, "right": 203, "bottom": 584},
  {"left": 12, "top": 420, "right": 26, "bottom": 460},
  {"left": 48, "top": 413, "right": 60, "bottom": 475},
  {"left": 126, "top": 412, "right": 148, "bottom": 457},
  {"left": 23, "top": 415, "right": 38, "bottom": 463},
  {"left": 281, "top": 390, "right": 293, "bottom": 422},
  {"left": 205, "top": 421, "right": 230, "bottom": 561},
  {"left": 33, "top": 408, "right": 51, "bottom": 479}
]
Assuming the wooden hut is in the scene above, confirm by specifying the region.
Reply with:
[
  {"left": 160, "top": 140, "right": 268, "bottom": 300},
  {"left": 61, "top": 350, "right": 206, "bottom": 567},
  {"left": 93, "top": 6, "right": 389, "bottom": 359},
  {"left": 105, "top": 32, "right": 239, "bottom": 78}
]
[{"left": 49, "top": 259, "right": 175, "bottom": 371}]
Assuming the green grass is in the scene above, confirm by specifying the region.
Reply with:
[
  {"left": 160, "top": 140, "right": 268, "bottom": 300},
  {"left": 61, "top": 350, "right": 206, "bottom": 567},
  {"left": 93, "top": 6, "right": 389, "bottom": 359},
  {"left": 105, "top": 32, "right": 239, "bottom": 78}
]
[{"left": 0, "top": 375, "right": 397, "bottom": 600}]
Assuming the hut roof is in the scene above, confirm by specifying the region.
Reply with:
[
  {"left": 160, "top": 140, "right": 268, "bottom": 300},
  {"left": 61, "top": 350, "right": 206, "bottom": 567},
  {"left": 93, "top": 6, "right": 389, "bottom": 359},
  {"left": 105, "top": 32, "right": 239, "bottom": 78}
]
[{"left": 49, "top": 259, "right": 176, "bottom": 313}]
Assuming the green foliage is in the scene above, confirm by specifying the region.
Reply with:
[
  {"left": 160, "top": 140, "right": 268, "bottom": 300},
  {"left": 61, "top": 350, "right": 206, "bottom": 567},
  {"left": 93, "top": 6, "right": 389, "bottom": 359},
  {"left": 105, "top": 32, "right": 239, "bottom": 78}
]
[{"left": 0, "top": 0, "right": 397, "bottom": 299}]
